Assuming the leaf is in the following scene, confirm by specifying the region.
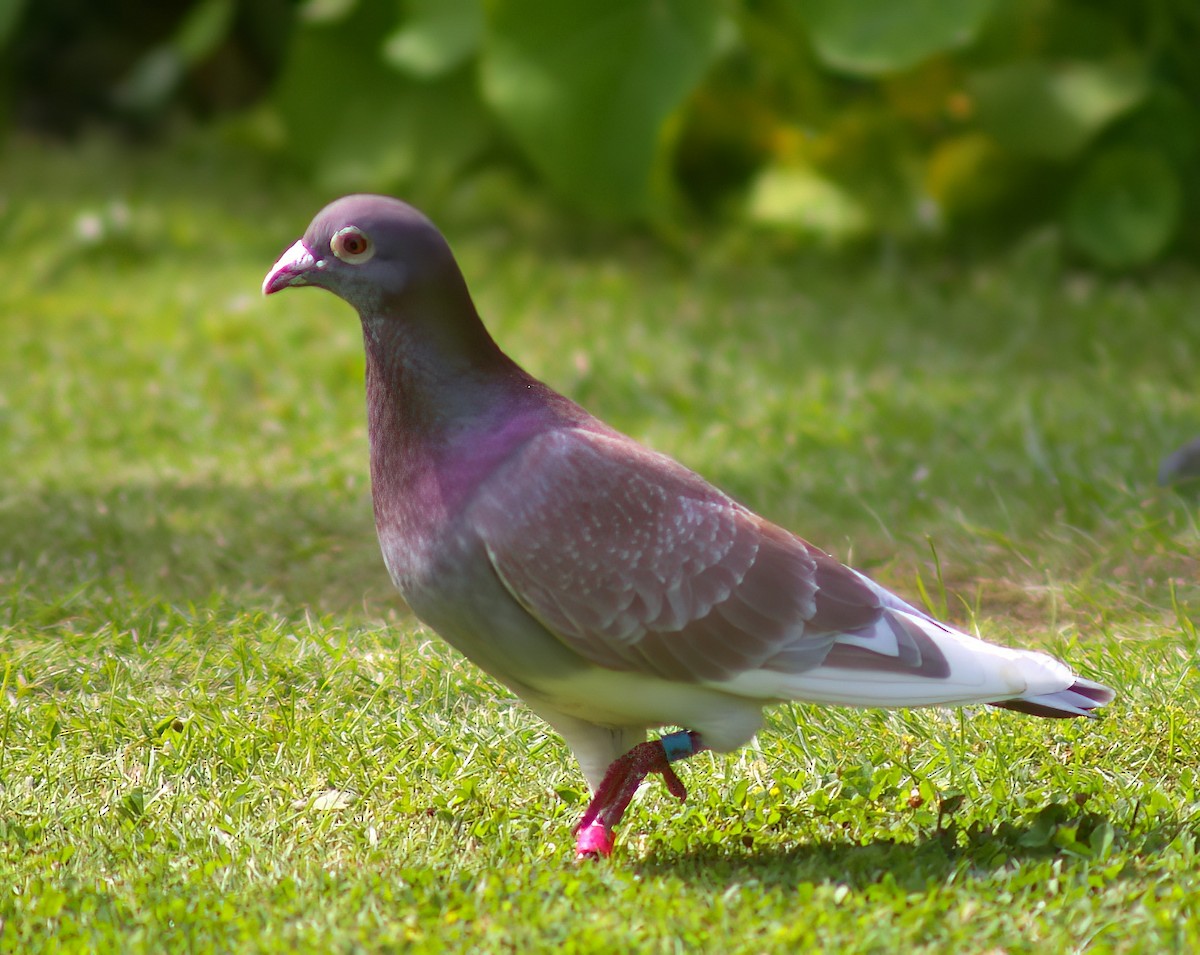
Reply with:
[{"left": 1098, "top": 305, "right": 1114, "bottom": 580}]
[
  {"left": 119, "top": 788, "right": 146, "bottom": 823},
  {"left": 296, "top": 789, "right": 356, "bottom": 811},
  {"left": 384, "top": 0, "right": 483, "bottom": 80},
  {"left": 481, "top": 0, "right": 726, "bottom": 219},
  {"left": 1112, "top": 84, "right": 1200, "bottom": 169},
  {"left": 269, "top": 2, "right": 491, "bottom": 196},
  {"left": 110, "top": 0, "right": 237, "bottom": 115},
  {"left": 745, "top": 164, "right": 870, "bottom": 241},
  {"left": 299, "top": 0, "right": 359, "bottom": 23},
  {"left": 1089, "top": 819, "right": 1116, "bottom": 859},
  {"left": 1065, "top": 146, "right": 1181, "bottom": 268},
  {"left": 925, "top": 132, "right": 1015, "bottom": 217},
  {"left": 795, "top": 0, "right": 996, "bottom": 76},
  {"left": 0, "top": 0, "right": 29, "bottom": 49},
  {"left": 1017, "top": 803, "right": 1067, "bottom": 848},
  {"left": 174, "top": 0, "right": 236, "bottom": 64},
  {"left": 970, "top": 60, "right": 1149, "bottom": 161}
]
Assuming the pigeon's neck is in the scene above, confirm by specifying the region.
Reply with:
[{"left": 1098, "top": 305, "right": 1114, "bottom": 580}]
[
  {"left": 360, "top": 304, "right": 586, "bottom": 586},
  {"left": 359, "top": 299, "right": 521, "bottom": 441}
]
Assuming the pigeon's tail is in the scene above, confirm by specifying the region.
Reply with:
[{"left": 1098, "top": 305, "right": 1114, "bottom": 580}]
[
  {"left": 989, "top": 675, "right": 1115, "bottom": 718},
  {"left": 858, "top": 609, "right": 1117, "bottom": 717},
  {"left": 719, "top": 607, "right": 1115, "bottom": 717}
]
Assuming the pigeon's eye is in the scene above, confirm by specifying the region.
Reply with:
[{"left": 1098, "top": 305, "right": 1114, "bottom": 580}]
[{"left": 331, "top": 226, "right": 374, "bottom": 264}]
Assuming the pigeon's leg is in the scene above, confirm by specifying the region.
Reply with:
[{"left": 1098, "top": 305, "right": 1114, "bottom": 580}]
[{"left": 573, "top": 730, "right": 707, "bottom": 858}]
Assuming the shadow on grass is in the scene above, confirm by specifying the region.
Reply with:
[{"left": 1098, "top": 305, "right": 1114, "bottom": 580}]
[
  {"left": 635, "top": 803, "right": 1152, "bottom": 889},
  {"left": 0, "top": 478, "right": 405, "bottom": 623}
]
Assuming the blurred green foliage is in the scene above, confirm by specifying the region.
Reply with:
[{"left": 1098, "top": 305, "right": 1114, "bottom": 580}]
[{"left": 5, "top": 0, "right": 1199, "bottom": 267}]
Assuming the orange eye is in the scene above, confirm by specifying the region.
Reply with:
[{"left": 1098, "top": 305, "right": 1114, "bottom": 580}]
[{"left": 331, "top": 226, "right": 374, "bottom": 264}]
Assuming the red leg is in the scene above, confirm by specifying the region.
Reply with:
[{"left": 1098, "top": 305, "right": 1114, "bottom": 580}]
[{"left": 574, "top": 731, "right": 704, "bottom": 858}]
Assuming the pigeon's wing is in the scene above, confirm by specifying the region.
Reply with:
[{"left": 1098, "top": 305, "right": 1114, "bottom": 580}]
[{"left": 468, "top": 428, "right": 942, "bottom": 685}]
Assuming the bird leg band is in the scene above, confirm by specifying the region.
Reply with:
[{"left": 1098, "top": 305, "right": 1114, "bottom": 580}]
[{"left": 661, "top": 729, "right": 702, "bottom": 762}]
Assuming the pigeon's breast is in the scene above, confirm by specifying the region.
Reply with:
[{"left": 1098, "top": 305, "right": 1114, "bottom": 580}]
[{"left": 370, "top": 411, "right": 569, "bottom": 593}]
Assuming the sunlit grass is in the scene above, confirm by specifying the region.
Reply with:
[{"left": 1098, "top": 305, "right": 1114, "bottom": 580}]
[{"left": 1, "top": 135, "right": 1199, "bottom": 952}]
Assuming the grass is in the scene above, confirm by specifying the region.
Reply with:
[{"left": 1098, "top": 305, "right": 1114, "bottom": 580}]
[{"left": 2, "top": 133, "right": 1199, "bottom": 952}]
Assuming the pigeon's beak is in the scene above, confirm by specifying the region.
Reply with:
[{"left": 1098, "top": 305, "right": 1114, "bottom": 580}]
[{"left": 262, "top": 239, "right": 323, "bottom": 295}]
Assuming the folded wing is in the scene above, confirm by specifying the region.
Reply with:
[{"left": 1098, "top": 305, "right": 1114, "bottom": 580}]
[{"left": 471, "top": 429, "right": 980, "bottom": 694}]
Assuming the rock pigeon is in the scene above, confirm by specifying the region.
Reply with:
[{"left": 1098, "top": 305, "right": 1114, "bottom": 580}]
[
  {"left": 263, "top": 195, "right": 1115, "bottom": 858},
  {"left": 1159, "top": 437, "right": 1200, "bottom": 487}
]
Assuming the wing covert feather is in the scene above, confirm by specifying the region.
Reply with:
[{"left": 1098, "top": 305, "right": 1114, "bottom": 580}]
[{"left": 470, "top": 429, "right": 902, "bottom": 683}]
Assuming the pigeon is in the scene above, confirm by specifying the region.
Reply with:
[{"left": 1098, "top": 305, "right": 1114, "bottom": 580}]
[
  {"left": 263, "top": 195, "right": 1114, "bottom": 858},
  {"left": 1158, "top": 437, "right": 1200, "bottom": 488}
]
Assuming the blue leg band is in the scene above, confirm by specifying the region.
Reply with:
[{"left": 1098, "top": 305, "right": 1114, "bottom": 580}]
[{"left": 660, "top": 730, "right": 695, "bottom": 763}]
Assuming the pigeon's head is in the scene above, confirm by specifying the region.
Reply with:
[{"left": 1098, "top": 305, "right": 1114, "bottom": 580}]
[{"left": 262, "top": 195, "right": 466, "bottom": 318}]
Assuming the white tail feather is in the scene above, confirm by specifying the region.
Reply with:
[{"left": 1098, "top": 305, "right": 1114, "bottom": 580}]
[{"left": 717, "top": 610, "right": 1112, "bottom": 715}]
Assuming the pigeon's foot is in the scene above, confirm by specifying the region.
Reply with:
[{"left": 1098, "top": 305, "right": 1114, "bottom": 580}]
[
  {"left": 574, "top": 818, "right": 616, "bottom": 857},
  {"left": 573, "top": 731, "right": 703, "bottom": 859}
]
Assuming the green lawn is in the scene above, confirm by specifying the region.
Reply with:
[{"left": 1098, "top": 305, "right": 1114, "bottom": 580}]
[{"left": 2, "top": 136, "right": 1198, "bottom": 952}]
